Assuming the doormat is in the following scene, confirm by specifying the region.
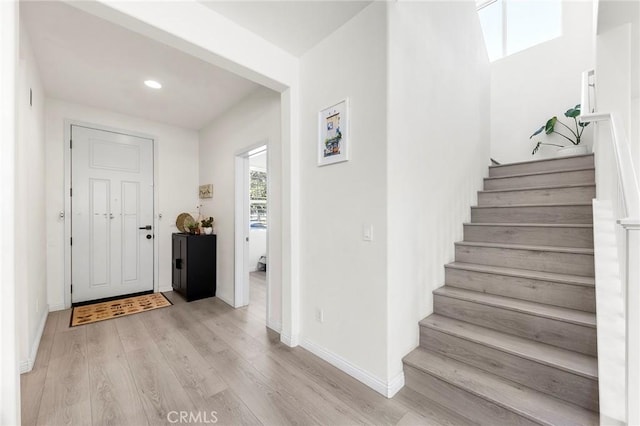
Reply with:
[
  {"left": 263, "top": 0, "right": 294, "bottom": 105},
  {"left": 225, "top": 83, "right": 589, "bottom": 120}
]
[{"left": 70, "top": 293, "right": 172, "bottom": 327}]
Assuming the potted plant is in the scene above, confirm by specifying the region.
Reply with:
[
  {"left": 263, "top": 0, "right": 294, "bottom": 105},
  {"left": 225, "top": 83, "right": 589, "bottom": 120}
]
[
  {"left": 186, "top": 222, "right": 200, "bottom": 235},
  {"left": 530, "top": 104, "right": 590, "bottom": 156},
  {"left": 201, "top": 217, "right": 214, "bottom": 235}
]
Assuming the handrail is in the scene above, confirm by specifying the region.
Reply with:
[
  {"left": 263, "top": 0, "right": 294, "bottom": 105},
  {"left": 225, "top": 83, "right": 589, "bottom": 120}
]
[
  {"left": 580, "top": 69, "right": 640, "bottom": 221},
  {"left": 580, "top": 68, "right": 640, "bottom": 426}
]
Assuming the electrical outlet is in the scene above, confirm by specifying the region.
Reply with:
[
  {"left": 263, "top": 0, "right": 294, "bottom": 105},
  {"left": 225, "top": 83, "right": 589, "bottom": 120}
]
[
  {"left": 316, "top": 308, "right": 324, "bottom": 323},
  {"left": 363, "top": 224, "right": 373, "bottom": 242}
]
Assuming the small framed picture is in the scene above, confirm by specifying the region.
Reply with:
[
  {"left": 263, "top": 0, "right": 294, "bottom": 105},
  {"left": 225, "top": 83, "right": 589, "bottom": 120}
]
[
  {"left": 318, "top": 99, "right": 349, "bottom": 166},
  {"left": 199, "top": 184, "right": 213, "bottom": 199}
]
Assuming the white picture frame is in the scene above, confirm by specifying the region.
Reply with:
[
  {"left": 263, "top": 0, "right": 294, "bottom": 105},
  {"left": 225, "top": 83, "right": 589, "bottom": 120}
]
[{"left": 318, "top": 98, "right": 349, "bottom": 166}]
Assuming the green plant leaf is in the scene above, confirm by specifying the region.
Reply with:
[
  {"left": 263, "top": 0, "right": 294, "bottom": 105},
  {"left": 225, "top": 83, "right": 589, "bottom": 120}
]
[
  {"left": 545, "top": 116, "right": 557, "bottom": 134},
  {"left": 565, "top": 104, "right": 582, "bottom": 118},
  {"left": 530, "top": 126, "right": 545, "bottom": 139},
  {"left": 579, "top": 121, "right": 590, "bottom": 127}
]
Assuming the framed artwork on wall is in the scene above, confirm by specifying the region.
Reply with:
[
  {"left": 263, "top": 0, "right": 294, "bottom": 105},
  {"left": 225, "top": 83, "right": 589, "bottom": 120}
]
[
  {"left": 199, "top": 184, "right": 213, "bottom": 199},
  {"left": 318, "top": 98, "right": 349, "bottom": 166}
]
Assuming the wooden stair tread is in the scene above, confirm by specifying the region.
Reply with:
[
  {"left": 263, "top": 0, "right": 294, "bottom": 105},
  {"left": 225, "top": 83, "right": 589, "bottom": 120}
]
[
  {"left": 420, "top": 314, "right": 598, "bottom": 380},
  {"left": 472, "top": 202, "right": 593, "bottom": 209},
  {"left": 404, "top": 348, "right": 599, "bottom": 426},
  {"left": 434, "top": 287, "right": 596, "bottom": 327},
  {"left": 464, "top": 222, "right": 593, "bottom": 228},
  {"left": 484, "top": 167, "right": 595, "bottom": 181},
  {"left": 489, "top": 153, "right": 594, "bottom": 170},
  {"left": 455, "top": 241, "right": 594, "bottom": 255},
  {"left": 479, "top": 183, "right": 596, "bottom": 194},
  {"left": 445, "top": 262, "right": 595, "bottom": 287}
]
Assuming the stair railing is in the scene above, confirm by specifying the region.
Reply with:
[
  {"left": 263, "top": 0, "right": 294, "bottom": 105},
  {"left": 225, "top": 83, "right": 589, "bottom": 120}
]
[{"left": 580, "top": 68, "right": 640, "bottom": 425}]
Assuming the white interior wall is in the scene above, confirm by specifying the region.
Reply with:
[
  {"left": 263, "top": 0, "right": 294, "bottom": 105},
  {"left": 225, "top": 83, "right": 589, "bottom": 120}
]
[
  {"left": 0, "top": 1, "right": 20, "bottom": 423},
  {"left": 298, "top": 2, "right": 390, "bottom": 386},
  {"left": 45, "top": 98, "right": 199, "bottom": 310},
  {"left": 386, "top": 0, "right": 491, "bottom": 387},
  {"left": 16, "top": 19, "right": 48, "bottom": 373},
  {"left": 490, "top": 0, "right": 595, "bottom": 163},
  {"left": 249, "top": 151, "right": 267, "bottom": 272},
  {"left": 199, "top": 87, "right": 282, "bottom": 327}
]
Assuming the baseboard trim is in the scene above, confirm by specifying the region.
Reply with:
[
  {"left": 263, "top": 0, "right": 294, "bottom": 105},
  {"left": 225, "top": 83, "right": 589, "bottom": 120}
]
[
  {"left": 20, "top": 305, "right": 49, "bottom": 374},
  {"left": 159, "top": 286, "right": 173, "bottom": 293},
  {"left": 300, "top": 337, "right": 405, "bottom": 398},
  {"left": 48, "top": 302, "right": 66, "bottom": 312},
  {"left": 216, "top": 293, "right": 234, "bottom": 307},
  {"left": 280, "top": 332, "right": 299, "bottom": 347}
]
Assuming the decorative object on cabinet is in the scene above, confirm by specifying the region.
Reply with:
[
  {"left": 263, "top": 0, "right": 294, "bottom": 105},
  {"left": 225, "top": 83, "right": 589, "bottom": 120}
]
[
  {"left": 175, "top": 212, "right": 195, "bottom": 232},
  {"left": 199, "top": 184, "right": 213, "bottom": 198},
  {"left": 318, "top": 98, "right": 349, "bottom": 166},
  {"left": 201, "top": 216, "right": 214, "bottom": 235},
  {"left": 172, "top": 233, "right": 216, "bottom": 301}
]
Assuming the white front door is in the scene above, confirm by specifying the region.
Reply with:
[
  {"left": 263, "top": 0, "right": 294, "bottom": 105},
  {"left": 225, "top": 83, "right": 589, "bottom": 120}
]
[{"left": 71, "top": 125, "right": 154, "bottom": 303}]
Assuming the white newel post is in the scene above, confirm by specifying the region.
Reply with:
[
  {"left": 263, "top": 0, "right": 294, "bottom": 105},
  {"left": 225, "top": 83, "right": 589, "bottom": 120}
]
[{"left": 623, "top": 221, "right": 640, "bottom": 426}]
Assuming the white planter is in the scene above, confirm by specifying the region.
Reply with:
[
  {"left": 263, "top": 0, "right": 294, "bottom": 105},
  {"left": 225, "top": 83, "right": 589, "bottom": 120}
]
[
  {"left": 203, "top": 227, "right": 213, "bottom": 235},
  {"left": 557, "top": 145, "right": 588, "bottom": 157}
]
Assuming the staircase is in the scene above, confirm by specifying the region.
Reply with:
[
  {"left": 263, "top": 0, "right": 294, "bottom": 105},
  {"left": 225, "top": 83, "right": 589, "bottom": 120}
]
[{"left": 403, "top": 154, "right": 599, "bottom": 426}]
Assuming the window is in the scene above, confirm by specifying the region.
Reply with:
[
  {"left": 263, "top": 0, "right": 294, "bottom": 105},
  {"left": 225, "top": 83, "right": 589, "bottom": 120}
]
[{"left": 477, "top": 0, "right": 562, "bottom": 62}]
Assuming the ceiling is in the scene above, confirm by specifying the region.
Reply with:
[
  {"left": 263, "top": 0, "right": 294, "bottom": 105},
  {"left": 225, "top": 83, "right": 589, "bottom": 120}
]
[
  {"left": 200, "top": 1, "right": 372, "bottom": 56},
  {"left": 21, "top": 2, "right": 262, "bottom": 130}
]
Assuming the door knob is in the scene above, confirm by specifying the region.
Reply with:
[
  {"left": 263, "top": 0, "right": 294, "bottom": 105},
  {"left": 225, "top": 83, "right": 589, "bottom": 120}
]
[{"left": 139, "top": 225, "right": 152, "bottom": 230}]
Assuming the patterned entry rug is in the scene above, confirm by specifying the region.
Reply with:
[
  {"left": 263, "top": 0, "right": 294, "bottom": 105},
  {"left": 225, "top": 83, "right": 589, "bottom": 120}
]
[{"left": 71, "top": 293, "right": 172, "bottom": 326}]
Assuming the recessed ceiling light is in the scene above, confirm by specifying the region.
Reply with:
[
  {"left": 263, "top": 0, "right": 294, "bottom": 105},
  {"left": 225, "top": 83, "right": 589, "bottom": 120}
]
[{"left": 144, "top": 80, "right": 162, "bottom": 89}]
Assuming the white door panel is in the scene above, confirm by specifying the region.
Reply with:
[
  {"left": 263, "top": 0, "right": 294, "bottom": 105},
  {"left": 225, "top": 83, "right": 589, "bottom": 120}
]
[{"left": 71, "top": 125, "right": 154, "bottom": 303}]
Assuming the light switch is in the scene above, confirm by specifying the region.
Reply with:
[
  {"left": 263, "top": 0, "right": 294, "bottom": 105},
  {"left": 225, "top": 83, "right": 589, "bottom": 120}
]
[{"left": 363, "top": 224, "right": 373, "bottom": 242}]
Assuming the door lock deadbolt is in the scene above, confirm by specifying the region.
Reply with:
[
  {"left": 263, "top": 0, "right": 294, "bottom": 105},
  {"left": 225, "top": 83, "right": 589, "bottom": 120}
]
[{"left": 146, "top": 234, "right": 152, "bottom": 240}]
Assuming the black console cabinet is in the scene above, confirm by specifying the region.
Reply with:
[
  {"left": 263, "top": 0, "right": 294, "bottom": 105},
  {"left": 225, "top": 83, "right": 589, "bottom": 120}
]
[{"left": 172, "top": 233, "right": 217, "bottom": 301}]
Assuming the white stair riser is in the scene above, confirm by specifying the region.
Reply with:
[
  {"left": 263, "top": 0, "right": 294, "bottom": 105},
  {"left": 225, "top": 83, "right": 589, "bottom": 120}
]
[
  {"left": 463, "top": 224, "right": 594, "bottom": 248},
  {"left": 455, "top": 245, "right": 594, "bottom": 277},
  {"left": 484, "top": 169, "right": 595, "bottom": 190},
  {"left": 434, "top": 295, "right": 597, "bottom": 356},
  {"left": 489, "top": 155, "right": 595, "bottom": 177},
  {"left": 478, "top": 186, "right": 596, "bottom": 206},
  {"left": 445, "top": 267, "right": 596, "bottom": 312},
  {"left": 420, "top": 326, "right": 599, "bottom": 411},
  {"left": 471, "top": 205, "right": 593, "bottom": 224},
  {"left": 404, "top": 364, "right": 538, "bottom": 426}
]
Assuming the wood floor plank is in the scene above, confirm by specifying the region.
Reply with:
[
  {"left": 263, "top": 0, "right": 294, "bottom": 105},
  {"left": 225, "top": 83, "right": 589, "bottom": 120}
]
[
  {"left": 202, "top": 315, "right": 267, "bottom": 361},
  {"left": 205, "top": 389, "right": 263, "bottom": 426},
  {"left": 124, "top": 345, "right": 199, "bottom": 426},
  {"left": 36, "top": 327, "right": 92, "bottom": 426},
  {"left": 88, "top": 354, "right": 149, "bottom": 426},
  {"left": 21, "top": 367, "right": 48, "bottom": 426},
  {"left": 204, "top": 349, "right": 321, "bottom": 425},
  {"left": 250, "top": 351, "right": 372, "bottom": 425},
  {"left": 54, "top": 309, "right": 73, "bottom": 334},
  {"left": 114, "top": 314, "right": 155, "bottom": 353},
  {"left": 270, "top": 345, "right": 408, "bottom": 425},
  {"left": 140, "top": 310, "right": 228, "bottom": 406},
  {"left": 86, "top": 320, "right": 125, "bottom": 360},
  {"left": 166, "top": 307, "right": 231, "bottom": 355}
]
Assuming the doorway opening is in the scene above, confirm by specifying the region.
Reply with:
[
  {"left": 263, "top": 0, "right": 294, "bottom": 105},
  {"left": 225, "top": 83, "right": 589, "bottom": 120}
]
[{"left": 235, "top": 144, "right": 268, "bottom": 323}]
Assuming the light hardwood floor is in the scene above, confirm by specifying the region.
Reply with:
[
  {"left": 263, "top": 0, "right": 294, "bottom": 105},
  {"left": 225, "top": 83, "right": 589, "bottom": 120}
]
[{"left": 21, "top": 287, "right": 467, "bottom": 426}]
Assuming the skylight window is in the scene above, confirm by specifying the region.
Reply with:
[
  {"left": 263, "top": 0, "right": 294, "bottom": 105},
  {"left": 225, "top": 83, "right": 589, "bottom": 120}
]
[{"left": 477, "top": 0, "right": 562, "bottom": 62}]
